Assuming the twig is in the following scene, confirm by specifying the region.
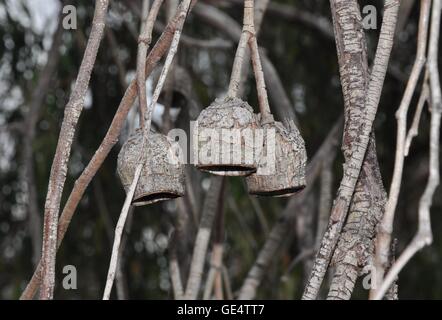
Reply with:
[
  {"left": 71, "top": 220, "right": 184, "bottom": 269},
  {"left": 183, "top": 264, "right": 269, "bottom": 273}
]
[
  {"left": 39, "top": 0, "right": 109, "bottom": 300},
  {"left": 248, "top": 14, "right": 273, "bottom": 122},
  {"left": 303, "top": 0, "right": 399, "bottom": 300},
  {"left": 193, "top": 3, "right": 296, "bottom": 124},
  {"left": 226, "top": 12, "right": 250, "bottom": 97},
  {"left": 222, "top": 265, "right": 234, "bottom": 300},
  {"left": 373, "top": 0, "right": 441, "bottom": 300},
  {"left": 315, "top": 157, "right": 335, "bottom": 249},
  {"left": 184, "top": 177, "right": 225, "bottom": 299},
  {"left": 371, "top": 0, "right": 431, "bottom": 298},
  {"left": 20, "top": 0, "right": 199, "bottom": 300},
  {"left": 169, "top": 231, "right": 184, "bottom": 299},
  {"left": 102, "top": 164, "right": 142, "bottom": 300},
  {"left": 137, "top": 0, "right": 164, "bottom": 129},
  {"left": 203, "top": 186, "right": 226, "bottom": 300},
  {"left": 404, "top": 81, "right": 429, "bottom": 156}
]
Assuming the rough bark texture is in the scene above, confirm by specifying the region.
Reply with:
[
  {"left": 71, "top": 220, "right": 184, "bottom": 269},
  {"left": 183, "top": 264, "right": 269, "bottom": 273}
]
[
  {"left": 238, "top": 118, "right": 342, "bottom": 299},
  {"left": 325, "top": 0, "right": 388, "bottom": 300},
  {"left": 23, "top": 13, "right": 64, "bottom": 268},
  {"left": 328, "top": 138, "right": 386, "bottom": 300},
  {"left": 39, "top": 0, "right": 109, "bottom": 300},
  {"left": 303, "top": 0, "right": 398, "bottom": 300}
]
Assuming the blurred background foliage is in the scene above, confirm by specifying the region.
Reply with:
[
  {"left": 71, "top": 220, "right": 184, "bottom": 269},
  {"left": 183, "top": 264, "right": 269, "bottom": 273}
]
[{"left": 0, "top": 0, "right": 441, "bottom": 299}]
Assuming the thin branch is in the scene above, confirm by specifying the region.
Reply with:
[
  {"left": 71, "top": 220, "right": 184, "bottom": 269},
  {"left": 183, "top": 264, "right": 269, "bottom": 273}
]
[
  {"left": 137, "top": 0, "right": 164, "bottom": 129},
  {"left": 20, "top": 0, "right": 199, "bottom": 300},
  {"left": 203, "top": 186, "right": 226, "bottom": 300},
  {"left": 169, "top": 231, "right": 184, "bottom": 299},
  {"left": 222, "top": 265, "right": 234, "bottom": 300},
  {"left": 193, "top": 3, "right": 296, "bottom": 124},
  {"left": 238, "top": 118, "right": 342, "bottom": 300},
  {"left": 102, "top": 165, "right": 142, "bottom": 300},
  {"left": 184, "top": 177, "right": 225, "bottom": 299},
  {"left": 303, "top": 0, "right": 399, "bottom": 300},
  {"left": 226, "top": 13, "right": 250, "bottom": 97},
  {"left": 103, "top": 0, "right": 192, "bottom": 299},
  {"left": 214, "top": 0, "right": 334, "bottom": 39},
  {"left": 373, "top": 0, "right": 441, "bottom": 300},
  {"left": 315, "top": 154, "right": 335, "bottom": 249},
  {"left": 371, "top": 0, "right": 431, "bottom": 298},
  {"left": 39, "top": 0, "right": 109, "bottom": 300},
  {"left": 405, "top": 81, "right": 430, "bottom": 155}
]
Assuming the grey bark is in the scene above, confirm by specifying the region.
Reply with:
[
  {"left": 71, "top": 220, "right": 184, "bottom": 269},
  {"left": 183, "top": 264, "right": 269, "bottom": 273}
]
[
  {"left": 39, "top": 0, "right": 109, "bottom": 299},
  {"left": 184, "top": 177, "right": 225, "bottom": 299},
  {"left": 303, "top": 0, "right": 398, "bottom": 300},
  {"left": 23, "top": 12, "right": 64, "bottom": 268},
  {"left": 238, "top": 118, "right": 342, "bottom": 299},
  {"left": 193, "top": 3, "right": 298, "bottom": 124}
]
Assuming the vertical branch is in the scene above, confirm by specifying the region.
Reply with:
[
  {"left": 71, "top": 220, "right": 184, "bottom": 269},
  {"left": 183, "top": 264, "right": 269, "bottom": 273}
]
[
  {"left": 20, "top": 0, "right": 199, "bottom": 300},
  {"left": 103, "top": 165, "right": 142, "bottom": 300},
  {"left": 238, "top": 120, "right": 342, "bottom": 300},
  {"left": 39, "top": 0, "right": 109, "bottom": 300},
  {"left": 23, "top": 12, "right": 64, "bottom": 268},
  {"left": 169, "top": 231, "right": 184, "bottom": 299},
  {"left": 249, "top": 31, "right": 273, "bottom": 121},
  {"left": 103, "top": 0, "right": 192, "bottom": 299},
  {"left": 372, "top": 0, "right": 431, "bottom": 296},
  {"left": 137, "top": 0, "right": 164, "bottom": 129},
  {"left": 315, "top": 152, "right": 336, "bottom": 249},
  {"left": 372, "top": 0, "right": 441, "bottom": 300},
  {"left": 162, "top": 0, "right": 179, "bottom": 133},
  {"left": 203, "top": 183, "right": 226, "bottom": 300},
  {"left": 184, "top": 177, "right": 225, "bottom": 299},
  {"left": 227, "top": 25, "right": 250, "bottom": 96},
  {"left": 303, "top": 0, "right": 399, "bottom": 300}
]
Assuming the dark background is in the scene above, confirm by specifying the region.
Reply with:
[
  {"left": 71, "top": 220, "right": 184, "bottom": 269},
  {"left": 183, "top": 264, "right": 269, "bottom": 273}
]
[{"left": 0, "top": 0, "right": 441, "bottom": 299}]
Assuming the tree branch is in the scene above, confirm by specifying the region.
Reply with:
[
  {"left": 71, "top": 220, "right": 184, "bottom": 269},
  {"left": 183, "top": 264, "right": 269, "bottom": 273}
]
[
  {"left": 303, "top": 0, "right": 399, "bottom": 300},
  {"left": 20, "top": 0, "right": 199, "bottom": 300},
  {"left": 371, "top": 0, "right": 431, "bottom": 298},
  {"left": 372, "top": 0, "right": 441, "bottom": 300},
  {"left": 39, "top": 0, "right": 109, "bottom": 300}
]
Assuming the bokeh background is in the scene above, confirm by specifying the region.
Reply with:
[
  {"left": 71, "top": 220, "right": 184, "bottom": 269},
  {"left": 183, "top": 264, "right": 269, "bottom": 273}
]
[{"left": 0, "top": 0, "right": 441, "bottom": 299}]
